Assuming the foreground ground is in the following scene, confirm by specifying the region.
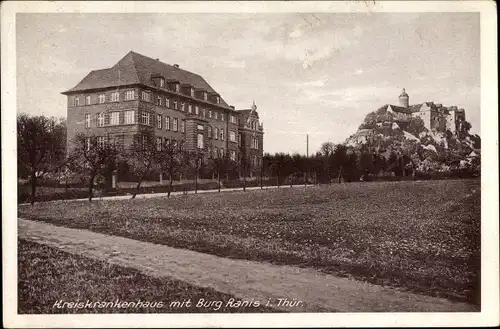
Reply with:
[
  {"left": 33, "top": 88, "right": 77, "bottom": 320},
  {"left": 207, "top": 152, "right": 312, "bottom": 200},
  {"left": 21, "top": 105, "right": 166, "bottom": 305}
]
[
  {"left": 18, "top": 240, "right": 275, "bottom": 313},
  {"left": 19, "top": 220, "right": 478, "bottom": 312},
  {"left": 19, "top": 179, "right": 481, "bottom": 304}
]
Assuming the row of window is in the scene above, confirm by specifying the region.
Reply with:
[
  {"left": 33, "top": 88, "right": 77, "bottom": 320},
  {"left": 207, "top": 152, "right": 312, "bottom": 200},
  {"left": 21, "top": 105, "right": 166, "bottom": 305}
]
[
  {"left": 85, "top": 135, "right": 256, "bottom": 166},
  {"left": 84, "top": 111, "right": 184, "bottom": 132},
  {"left": 74, "top": 90, "right": 236, "bottom": 123},
  {"left": 153, "top": 137, "right": 182, "bottom": 152},
  {"left": 83, "top": 136, "right": 118, "bottom": 151},
  {"left": 75, "top": 91, "right": 135, "bottom": 106},
  {"left": 83, "top": 111, "right": 245, "bottom": 146}
]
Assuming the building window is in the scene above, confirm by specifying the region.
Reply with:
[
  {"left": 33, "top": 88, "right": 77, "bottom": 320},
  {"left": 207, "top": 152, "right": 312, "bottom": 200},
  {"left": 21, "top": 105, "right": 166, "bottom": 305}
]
[
  {"left": 252, "top": 136, "right": 259, "bottom": 149},
  {"left": 74, "top": 97, "right": 80, "bottom": 106},
  {"left": 238, "top": 133, "right": 242, "bottom": 146},
  {"left": 197, "top": 124, "right": 204, "bottom": 131},
  {"left": 141, "top": 91, "right": 151, "bottom": 102},
  {"left": 219, "top": 148, "right": 224, "bottom": 158},
  {"left": 216, "top": 96, "right": 220, "bottom": 104},
  {"left": 180, "top": 120, "right": 185, "bottom": 133},
  {"left": 111, "top": 92, "right": 119, "bottom": 102},
  {"left": 139, "top": 111, "right": 150, "bottom": 125},
  {"left": 203, "top": 92, "right": 208, "bottom": 101},
  {"left": 220, "top": 130, "right": 224, "bottom": 141},
  {"left": 173, "top": 100, "right": 177, "bottom": 110},
  {"left": 173, "top": 118, "right": 178, "bottom": 131},
  {"left": 230, "top": 150, "right": 236, "bottom": 161},
  {"left": 84, "top": 113, "right": 91, "bottom": 128},
  {"left": 166, "top": 98, "right": 170, "bottom": 108},
  {"left": 229, "top": 131, "right": 236, "bottom": 142},
  {"left": 156, "top": 137, "right": 162, "bottom": 151},
  {"left": 164, "top": 138, "right": 170, "bottom": 147},
  {"left": 110, "top": 112, "right": 119, "bottom": 125},
  {"left": 157, "top": 114, "right": 162, "bottom": 129},
  {"left": 97, "top": 136, "right": 107, "bottom": 149},
  {"left": 157, "top": 96, "right": 162, "bottom": 106},
  {"left": 85, "top": 96, "right": 91, "bottom": 105},
  {"left": 98, "top": 94, "right": 105, "bottom": 104},
  {"left": 214, "top": 111, "right": 218, "bottom": 120},
  {"left": 195, "top": 106, "right": 199, "bottom": 115},
  {"left": 208, "top": 127, "right": 212, "bottom": 138},
  {"left": 160, "top": 79, "right": 165, "bottom": 88},
  {"left": 175, "top": 84, "right": 180, "bottom": 92},
  {"left": 188, "top": 104, "right": 192, "bottom": 113},
  {"left": 208, "top": 110, "right": 212, "bottom": 118},
  {"left": 215, "top": 128, "right": 219, "bottom": 140},
  {"left": 221, "top": 113, "right": 225, "bottom": 121},
  {"left": 213, "top": 147, "right": 218, "bottom": 158},
  {"left": 230, "top": 115, "right": 236, "bottom": 124},
  {"left": 125, "top": 90, "right": 135, "bottom": 100},
  {"left": 97, "top": 113, "right": 105, "bottom": 127},
  {"left": 165, "top": 117, "right": 170, "bottom": 130},
  {"left": 125, "top": 110, "right": 135, "bottom": 124},
  {"left": 85, "top": 137, "right": 91, "bottom": 151},
  {"left": 202, "top": 108, "right": 206, "bottom": 118},
  {"left": 197, "top": 133, "right": 204, "bottom": 149},
  {"left": 190, "top": 88, "right": 195, "bottom": 97}
]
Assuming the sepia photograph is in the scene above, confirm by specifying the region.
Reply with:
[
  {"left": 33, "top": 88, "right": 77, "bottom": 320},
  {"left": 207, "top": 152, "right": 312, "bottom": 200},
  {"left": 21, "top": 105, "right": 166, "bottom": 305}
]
[{"left": 2, "top": 1, "right": 498, "bottom": 328}]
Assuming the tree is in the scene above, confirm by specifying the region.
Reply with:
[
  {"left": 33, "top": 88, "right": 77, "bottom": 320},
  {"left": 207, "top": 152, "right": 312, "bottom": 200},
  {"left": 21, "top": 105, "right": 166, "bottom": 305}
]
[
  {"left": 406, "top": 116, "right": 427, "bottom": 136},
  {"left": 128, "top": 134, "right": 160, "bottom": 199},
  {"left": 319, "top": 142, "right": 336, "bottom": 182},
  {"left": 239, "top": 154, "right": 249, "bottom": 191},
  {"left": 332, "top": 144, "right": 348, "bottom": 183},
  {"left": 17, "top": 114, "right": 67, "bottom": 205},
  {"left": 70, "top": 133, "right": 121, "bottom": 202},
  {"left": 208, "top": 156, "right": 225, "bottom": 192},
  {"left": 157, "top": 140, "right": 185, "bottom": 198}
]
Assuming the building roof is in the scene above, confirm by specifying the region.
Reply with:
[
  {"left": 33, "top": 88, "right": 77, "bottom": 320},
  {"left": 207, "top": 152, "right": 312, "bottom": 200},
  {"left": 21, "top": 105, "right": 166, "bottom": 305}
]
[
  {"left": 62, "top": 51, "right": 229, "bottom": 107},
  {"left": 237, "top": 109, "right": 260, "bottom": 119},
  {"left": 387, "top": 104, "right": 413, "bottom": 114},
  {"left": 409, "top": 104, "right": 423, "bottom": 112}
]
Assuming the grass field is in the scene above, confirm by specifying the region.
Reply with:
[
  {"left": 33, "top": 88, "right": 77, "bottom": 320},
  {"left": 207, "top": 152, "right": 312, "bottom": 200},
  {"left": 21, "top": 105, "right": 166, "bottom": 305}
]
[
  {"left": 19, "top": 179, "right": 481, "bottom": 305},
  {"left": 18, "top": 240, "right": 276, "bottom": 313}
]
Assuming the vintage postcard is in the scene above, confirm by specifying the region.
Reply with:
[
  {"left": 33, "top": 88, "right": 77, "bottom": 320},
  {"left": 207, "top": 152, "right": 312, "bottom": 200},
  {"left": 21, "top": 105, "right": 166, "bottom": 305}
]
[{"left": 2, "top": 1, "right": 498, "bottom": 328}]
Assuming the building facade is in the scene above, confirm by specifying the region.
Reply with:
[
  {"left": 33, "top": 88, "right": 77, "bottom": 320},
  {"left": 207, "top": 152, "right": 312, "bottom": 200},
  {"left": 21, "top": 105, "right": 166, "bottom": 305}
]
[
  {"left": 386, "top": 88, "right": 467, "bottom": 134},
  {"left": 62, "top": 51, "right": 264, "bottom": 171}
]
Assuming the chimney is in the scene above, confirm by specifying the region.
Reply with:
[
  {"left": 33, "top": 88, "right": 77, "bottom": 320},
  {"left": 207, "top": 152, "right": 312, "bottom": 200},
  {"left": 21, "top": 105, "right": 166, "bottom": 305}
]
[
  {"left": 156, "top": 58, "right": 159, "bottom": 61},
  {"left": 173, "top": 64, "right": 179, "bottom": 68},
  {"left": 230, "top": 105, "right": 235, "bottom": 110}
]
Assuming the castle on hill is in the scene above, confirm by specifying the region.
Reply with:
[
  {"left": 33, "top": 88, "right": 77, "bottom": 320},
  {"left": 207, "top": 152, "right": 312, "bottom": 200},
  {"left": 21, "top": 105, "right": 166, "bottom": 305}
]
[{"left": 380, "top": 88, "right": 467, "bottom": 134}]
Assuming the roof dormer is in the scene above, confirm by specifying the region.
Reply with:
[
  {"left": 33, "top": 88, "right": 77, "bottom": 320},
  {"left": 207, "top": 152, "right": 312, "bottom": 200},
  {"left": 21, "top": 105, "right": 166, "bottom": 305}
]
[
  {"left": 151, "top": 74, "right": 166, "bottom": 88},
  {"left": 195, "top": 89, "right": 209, "bottom": 101},
  {"left": 181, "top": 84, "right": 195, "bottom": 97},
  {"left": 167, "top": 79, "right": 180, "bottom": 92},
  {"left": 209, "top": 92, "right": 220, "bottom": 104}
]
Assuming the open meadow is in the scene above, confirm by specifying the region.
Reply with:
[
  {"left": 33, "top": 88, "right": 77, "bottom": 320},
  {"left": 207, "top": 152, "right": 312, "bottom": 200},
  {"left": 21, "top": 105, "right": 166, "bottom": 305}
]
[
  {"left": 19, "top": 179, "right": 481, "bottom": 305},
  {"left": 18, "top": 240, "right": 276, "bottom": 313}
]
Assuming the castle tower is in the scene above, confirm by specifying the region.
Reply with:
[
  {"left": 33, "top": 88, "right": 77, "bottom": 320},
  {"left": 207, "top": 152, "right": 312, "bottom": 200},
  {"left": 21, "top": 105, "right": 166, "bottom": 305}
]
[{"left": 398, "top": 88, "right": 409, "bottom": 108}]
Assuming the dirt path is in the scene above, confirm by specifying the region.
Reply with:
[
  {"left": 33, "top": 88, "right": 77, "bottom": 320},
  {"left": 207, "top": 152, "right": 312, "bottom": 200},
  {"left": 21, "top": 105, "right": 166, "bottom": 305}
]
[{"left": 18, "top": 219, "right": 478, "bottom": 312}]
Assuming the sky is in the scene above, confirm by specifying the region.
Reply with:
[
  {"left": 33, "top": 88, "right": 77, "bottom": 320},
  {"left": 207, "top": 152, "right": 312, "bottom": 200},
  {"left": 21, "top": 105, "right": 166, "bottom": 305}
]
[{"left": 16, "top": 12, "right": 480, "bottom": 154}]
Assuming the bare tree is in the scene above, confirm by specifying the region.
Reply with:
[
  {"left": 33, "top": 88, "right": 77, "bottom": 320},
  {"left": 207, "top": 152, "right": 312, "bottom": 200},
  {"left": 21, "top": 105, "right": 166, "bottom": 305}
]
[
  {"left": 208, "top": 156, "right": 225, "bottom": 192},
  {"left": 128, "top": 134, "right": 159, "bottom": 199},
  {"left": 69, "top": 133, "right": 121, "bottom": 202},
  {"left": 17, "top": 114, "right": 67, "bottom": 205},
  {"left": 157, "top": 140, "right": 185, "bottom": 198}
]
